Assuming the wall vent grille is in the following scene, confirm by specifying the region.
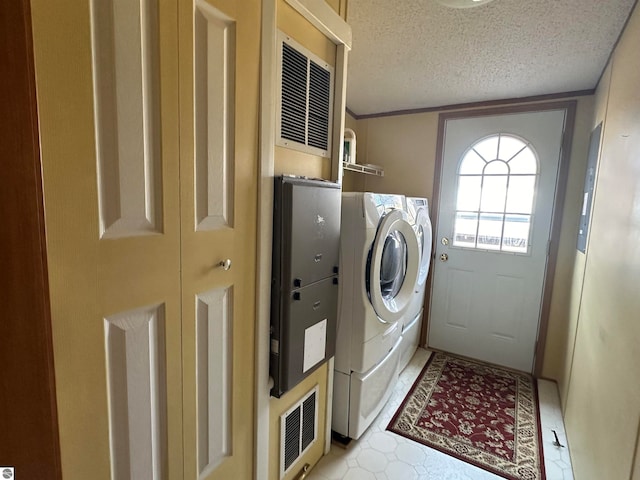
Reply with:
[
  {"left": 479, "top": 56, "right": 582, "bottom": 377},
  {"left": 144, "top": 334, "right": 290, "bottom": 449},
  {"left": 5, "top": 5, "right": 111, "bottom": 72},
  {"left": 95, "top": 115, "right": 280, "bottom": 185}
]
[
  {"left": 307, "top": 62, "right": 331, "bottom": 150},
  {"left": 280, "top": 385, "right": 319, "bottom": 478},
  {"left": 301, "top": 392, "right": 316, "bottom": 452},
  {"left": 277, "top": 32, "right": 333, "bottom": 157},
  {"left": 281, "top": 43, "right": 307, "bottom": 146}
]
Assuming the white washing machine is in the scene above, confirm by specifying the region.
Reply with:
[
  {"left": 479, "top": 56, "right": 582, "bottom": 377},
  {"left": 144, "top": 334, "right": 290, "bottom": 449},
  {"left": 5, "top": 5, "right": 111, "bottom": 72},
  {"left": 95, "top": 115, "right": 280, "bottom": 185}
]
[
  {"left": 398, "top": 197, "right": 433, "bottom": 372},
  {"left": 333, "top": 192, "right": 420, "bottom": 439}
]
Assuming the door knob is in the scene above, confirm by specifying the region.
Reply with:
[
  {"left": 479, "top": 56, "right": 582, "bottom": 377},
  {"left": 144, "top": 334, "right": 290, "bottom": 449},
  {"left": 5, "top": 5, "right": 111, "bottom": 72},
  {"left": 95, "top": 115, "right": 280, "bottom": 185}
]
[
  {"left": 440, "top": 253, "right": 448, "bottom": 262},
  {"left": 218, "top": 259, "right": 232, "bottom": 271}
]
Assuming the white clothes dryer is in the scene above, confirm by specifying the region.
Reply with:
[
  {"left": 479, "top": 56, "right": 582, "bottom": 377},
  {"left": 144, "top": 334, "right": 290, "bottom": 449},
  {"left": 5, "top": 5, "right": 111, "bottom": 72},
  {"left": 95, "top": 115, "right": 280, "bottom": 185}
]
[
  {"left": 398, "top": 197, "right": 433, "bottom": 372},
  {"left": 333, "top": 192, "right": 420, "bottom": 439}
]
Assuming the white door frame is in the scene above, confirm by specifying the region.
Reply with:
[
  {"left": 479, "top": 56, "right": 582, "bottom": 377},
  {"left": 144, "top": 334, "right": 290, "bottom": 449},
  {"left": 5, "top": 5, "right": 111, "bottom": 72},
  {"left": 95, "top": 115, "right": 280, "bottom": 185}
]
[{"left": 424, "top": 101, "right": 577, "bottom": 376}]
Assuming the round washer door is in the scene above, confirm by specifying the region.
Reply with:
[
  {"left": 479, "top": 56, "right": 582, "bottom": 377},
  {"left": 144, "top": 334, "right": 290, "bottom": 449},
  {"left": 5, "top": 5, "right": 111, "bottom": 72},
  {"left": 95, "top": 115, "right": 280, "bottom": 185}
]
[
  {"left": 368, "top": 209, "right": 420, "bottom": 323},
  {"left": 414, "top": 208, "right": 433, "bottom": 289}
]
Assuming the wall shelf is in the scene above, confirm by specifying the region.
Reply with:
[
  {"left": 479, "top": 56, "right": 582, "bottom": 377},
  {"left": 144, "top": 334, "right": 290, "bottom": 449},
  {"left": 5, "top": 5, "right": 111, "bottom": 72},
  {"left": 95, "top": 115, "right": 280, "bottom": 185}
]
[{"left": 342, "top": 162, "right": 384, "bottom": 177}]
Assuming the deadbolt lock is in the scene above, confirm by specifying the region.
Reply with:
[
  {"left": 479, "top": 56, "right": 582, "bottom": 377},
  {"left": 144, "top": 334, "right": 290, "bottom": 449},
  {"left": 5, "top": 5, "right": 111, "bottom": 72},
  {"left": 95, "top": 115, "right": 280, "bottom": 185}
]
[{"left": 441, "top": 237, "right": 449, "bottom": 246}]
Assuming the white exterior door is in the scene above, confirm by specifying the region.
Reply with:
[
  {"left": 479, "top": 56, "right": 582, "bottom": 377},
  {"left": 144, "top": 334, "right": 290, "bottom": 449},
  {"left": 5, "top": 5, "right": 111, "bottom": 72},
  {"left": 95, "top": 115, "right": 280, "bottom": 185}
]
[{"left": 428, "top": 109, "right": 566, "bottom": 372}]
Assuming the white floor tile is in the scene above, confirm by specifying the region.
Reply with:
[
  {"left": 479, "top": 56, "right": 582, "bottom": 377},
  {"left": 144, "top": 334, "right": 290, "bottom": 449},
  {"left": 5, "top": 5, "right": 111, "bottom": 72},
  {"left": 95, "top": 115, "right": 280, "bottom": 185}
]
[
  {"left": 308, "top": 348, "right": 575, "bottom": 480},
  {"left": 356, "top": 449, "right": 388, "bottom": 473},
  {"left": 343, "top": 467, "right": 376, "bottom": 480}
]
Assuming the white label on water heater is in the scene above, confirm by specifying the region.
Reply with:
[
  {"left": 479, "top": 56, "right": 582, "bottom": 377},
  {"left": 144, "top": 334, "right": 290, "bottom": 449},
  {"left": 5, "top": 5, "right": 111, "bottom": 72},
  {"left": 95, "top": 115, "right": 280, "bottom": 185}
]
[{"left": 303, "top": 319, "right": 327, "bottom": 373}]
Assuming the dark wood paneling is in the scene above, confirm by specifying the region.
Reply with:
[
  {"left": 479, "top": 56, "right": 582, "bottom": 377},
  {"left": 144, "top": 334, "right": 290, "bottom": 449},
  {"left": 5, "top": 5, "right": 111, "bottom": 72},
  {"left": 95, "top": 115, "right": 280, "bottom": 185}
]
[{"left": 0, "top": 1, "right": 62, "bottom": 478}]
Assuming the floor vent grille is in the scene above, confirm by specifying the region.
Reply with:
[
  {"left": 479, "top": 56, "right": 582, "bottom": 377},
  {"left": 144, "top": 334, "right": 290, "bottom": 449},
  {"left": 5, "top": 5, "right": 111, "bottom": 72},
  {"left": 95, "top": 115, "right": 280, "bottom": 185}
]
[{"left": 280, "top": 385, "right": 319, "bottom": 478}]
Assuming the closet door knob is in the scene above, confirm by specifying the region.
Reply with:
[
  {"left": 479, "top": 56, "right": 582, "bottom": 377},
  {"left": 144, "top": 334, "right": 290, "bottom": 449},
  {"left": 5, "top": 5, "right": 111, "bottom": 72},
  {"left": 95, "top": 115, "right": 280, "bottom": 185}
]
[{"left": 218, "top": 259, "right": 232, "bottom": 271}]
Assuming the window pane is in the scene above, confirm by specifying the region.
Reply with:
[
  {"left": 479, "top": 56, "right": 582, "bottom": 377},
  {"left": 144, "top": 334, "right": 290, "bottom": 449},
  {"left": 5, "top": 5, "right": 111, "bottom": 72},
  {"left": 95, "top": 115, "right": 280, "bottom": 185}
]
[
  {"left": 502, "top": 215, "right": 531, "bottom": 253},
  {"left": 459, "top": 150, "right": 485, "bottom": 174},
  {"left": 453, "top": 211, "right": 478, "bottom": 248},
  {"left": 473, "top": 136, "right": 499, "bottom": 161},
  {"left": 484, "top": 160, "right": 508, "bottom": 175},
  {"left": 455, "top": 134, "right": 536, "bottom": 254},
  {"left": 506, "top": 176, "right": 536, "bottom": 214},
  {"left": 480, "top": 175, "right": 507, "bottom": 212},
  {"left": 498, "top": 135, "right": 527, "bottom": 161},
  {"left": 456, "top": 176, "right": 481, "bottom": 211},
  {"left": 477, "top": 213, "right": 503, "bottom": 250},
  {"left": 509, "top": 147, "right": 537, "bottom": 174}
]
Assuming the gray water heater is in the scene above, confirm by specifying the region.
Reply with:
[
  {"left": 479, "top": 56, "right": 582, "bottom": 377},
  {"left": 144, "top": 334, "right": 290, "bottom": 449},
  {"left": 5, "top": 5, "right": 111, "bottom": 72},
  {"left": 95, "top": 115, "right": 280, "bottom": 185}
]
[{"left": 270, "top": 176, "right": 341, "bottom": 398}]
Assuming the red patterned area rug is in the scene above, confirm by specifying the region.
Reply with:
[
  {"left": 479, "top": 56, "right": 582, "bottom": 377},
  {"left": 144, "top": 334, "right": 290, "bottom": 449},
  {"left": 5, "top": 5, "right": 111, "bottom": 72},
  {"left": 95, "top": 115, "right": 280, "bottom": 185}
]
[{"left": 387, "top": 352, "right": 545, "bottom": 480}]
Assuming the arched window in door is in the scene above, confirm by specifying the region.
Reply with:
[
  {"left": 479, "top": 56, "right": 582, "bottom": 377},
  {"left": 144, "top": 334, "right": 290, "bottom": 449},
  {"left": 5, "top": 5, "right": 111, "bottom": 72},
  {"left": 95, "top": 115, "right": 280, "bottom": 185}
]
[{"left": 453, "top": 134, "right": 538, "bottom": 253}]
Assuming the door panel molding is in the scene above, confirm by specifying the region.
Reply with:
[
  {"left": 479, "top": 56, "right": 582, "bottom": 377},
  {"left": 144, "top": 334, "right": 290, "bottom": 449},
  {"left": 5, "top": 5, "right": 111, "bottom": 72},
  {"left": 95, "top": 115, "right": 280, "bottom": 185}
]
[
  {"left": 425, "top": 100, "right": 577, "bottom": 375},
  {"left": 194, "top": 0, "right": 236, "bottom": 232},
  {"left": 444, "top": 268, "right": 473, "bottom": 329},
  {"left": 104, "top": 304, "right": 167, "bottom": 480},
  {"left": 91, "top": 0, "right": 163, "bottom": 239},
  {"left": 196, "top": 287, "right": 233, "bottom": 477}
]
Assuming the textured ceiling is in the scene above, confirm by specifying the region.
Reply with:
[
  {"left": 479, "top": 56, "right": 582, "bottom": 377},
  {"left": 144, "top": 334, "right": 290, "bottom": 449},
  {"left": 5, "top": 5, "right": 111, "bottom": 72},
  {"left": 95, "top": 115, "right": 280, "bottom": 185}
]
[{"left": 346, "top": 0, "right": 636, "bottom": 116}]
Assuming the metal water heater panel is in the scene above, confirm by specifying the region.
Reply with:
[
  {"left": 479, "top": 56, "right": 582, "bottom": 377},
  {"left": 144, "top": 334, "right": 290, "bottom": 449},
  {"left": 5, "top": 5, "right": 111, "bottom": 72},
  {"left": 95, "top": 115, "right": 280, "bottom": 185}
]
[{"left": 270, "top": 176, "right": 341, "bottom": 398}]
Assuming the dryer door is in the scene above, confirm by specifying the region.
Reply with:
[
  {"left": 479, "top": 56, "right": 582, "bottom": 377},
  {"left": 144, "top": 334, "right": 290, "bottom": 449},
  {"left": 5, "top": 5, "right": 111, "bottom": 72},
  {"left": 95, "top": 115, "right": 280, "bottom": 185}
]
[
  {"left": 414, "top": 207, "right": 433, "bottom": 289},
  {"left": 367, "top": 209, "right": 420, "bottom": 323}
]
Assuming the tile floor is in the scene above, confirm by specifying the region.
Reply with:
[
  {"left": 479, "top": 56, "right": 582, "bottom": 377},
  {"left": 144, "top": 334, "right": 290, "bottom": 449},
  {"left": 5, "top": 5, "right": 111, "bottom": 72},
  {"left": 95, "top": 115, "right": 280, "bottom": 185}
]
[{"left": 309, "top": 348, "right": 574, "bottom": 480}]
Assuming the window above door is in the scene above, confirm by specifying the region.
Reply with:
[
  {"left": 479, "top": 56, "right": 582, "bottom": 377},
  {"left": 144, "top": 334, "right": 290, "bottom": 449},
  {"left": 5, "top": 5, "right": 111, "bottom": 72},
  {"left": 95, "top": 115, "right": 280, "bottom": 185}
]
[{"left": 453, "top": 134, "right": 539, "bottom": 254}]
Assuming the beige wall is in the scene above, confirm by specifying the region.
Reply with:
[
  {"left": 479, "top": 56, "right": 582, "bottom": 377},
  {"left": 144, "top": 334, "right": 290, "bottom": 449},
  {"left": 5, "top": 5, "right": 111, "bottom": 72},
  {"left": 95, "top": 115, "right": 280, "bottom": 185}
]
[
  {"left": 562, "top": 4, "right": 640, "bottom": 479},
  {"left": 341, "top": 110, "right": 439, "bottom": 198},
  {"left": 268, "top": 1, "right": 346, "bottom": 479},
  {"left": 362, "top": 112, "right": 440, "bottom": 199},
  {"left": 342, "top": 97, "right": 595, "bottom": 378},
  {"left": 555, "top": 65, "right": 612, "bottom": 409}
]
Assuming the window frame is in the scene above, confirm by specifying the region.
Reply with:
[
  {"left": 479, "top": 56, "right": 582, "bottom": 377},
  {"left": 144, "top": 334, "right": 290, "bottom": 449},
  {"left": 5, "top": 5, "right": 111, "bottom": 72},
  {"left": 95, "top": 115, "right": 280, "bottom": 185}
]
[{"left": 451, "top": 133, "right": 540, "bottom": 255}]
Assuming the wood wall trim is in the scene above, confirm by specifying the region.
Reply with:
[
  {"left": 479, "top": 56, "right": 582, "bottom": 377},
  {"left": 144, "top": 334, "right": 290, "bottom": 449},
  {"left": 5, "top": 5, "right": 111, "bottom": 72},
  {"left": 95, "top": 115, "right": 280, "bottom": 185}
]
[
  {"left": 347, "top": 89, "right": 593, "bottom": 120},
  {"left": 345, "top": 106, "right": 358, "bottom": 119},
  {"left": 0, "top": 1, "right": 62, "bottom": 478},
  {"left": 419, "top": 114, "right": 446, "bottom": 348},
  {"left": 284, "top": 0, "right": 352, "bottom": 48},
  {"left": 254, "top": 0, "right": 277, "bottom": 478},
  {"left": 422, "top": 100, "right": 578, "bottom": 377}
]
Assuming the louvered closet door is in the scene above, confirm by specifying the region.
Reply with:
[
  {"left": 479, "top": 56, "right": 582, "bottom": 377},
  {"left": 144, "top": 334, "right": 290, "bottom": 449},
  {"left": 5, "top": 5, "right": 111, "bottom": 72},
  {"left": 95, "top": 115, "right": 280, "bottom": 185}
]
[
  {"left": 179, "top": 0, "right": 260, "bottom": 479},
  {"left": 31, "top": 0, "right": 183, "bottom": 478}
]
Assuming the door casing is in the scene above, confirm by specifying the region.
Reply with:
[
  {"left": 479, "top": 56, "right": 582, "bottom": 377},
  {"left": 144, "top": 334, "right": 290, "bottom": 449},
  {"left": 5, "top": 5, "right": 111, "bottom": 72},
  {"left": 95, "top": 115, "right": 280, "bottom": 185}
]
[
  {"left": 423, "top": 101, "right": 577, "bottom": 376},
  {"left": 0, "top": 1, "right": 62, "bottom": 477}
]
